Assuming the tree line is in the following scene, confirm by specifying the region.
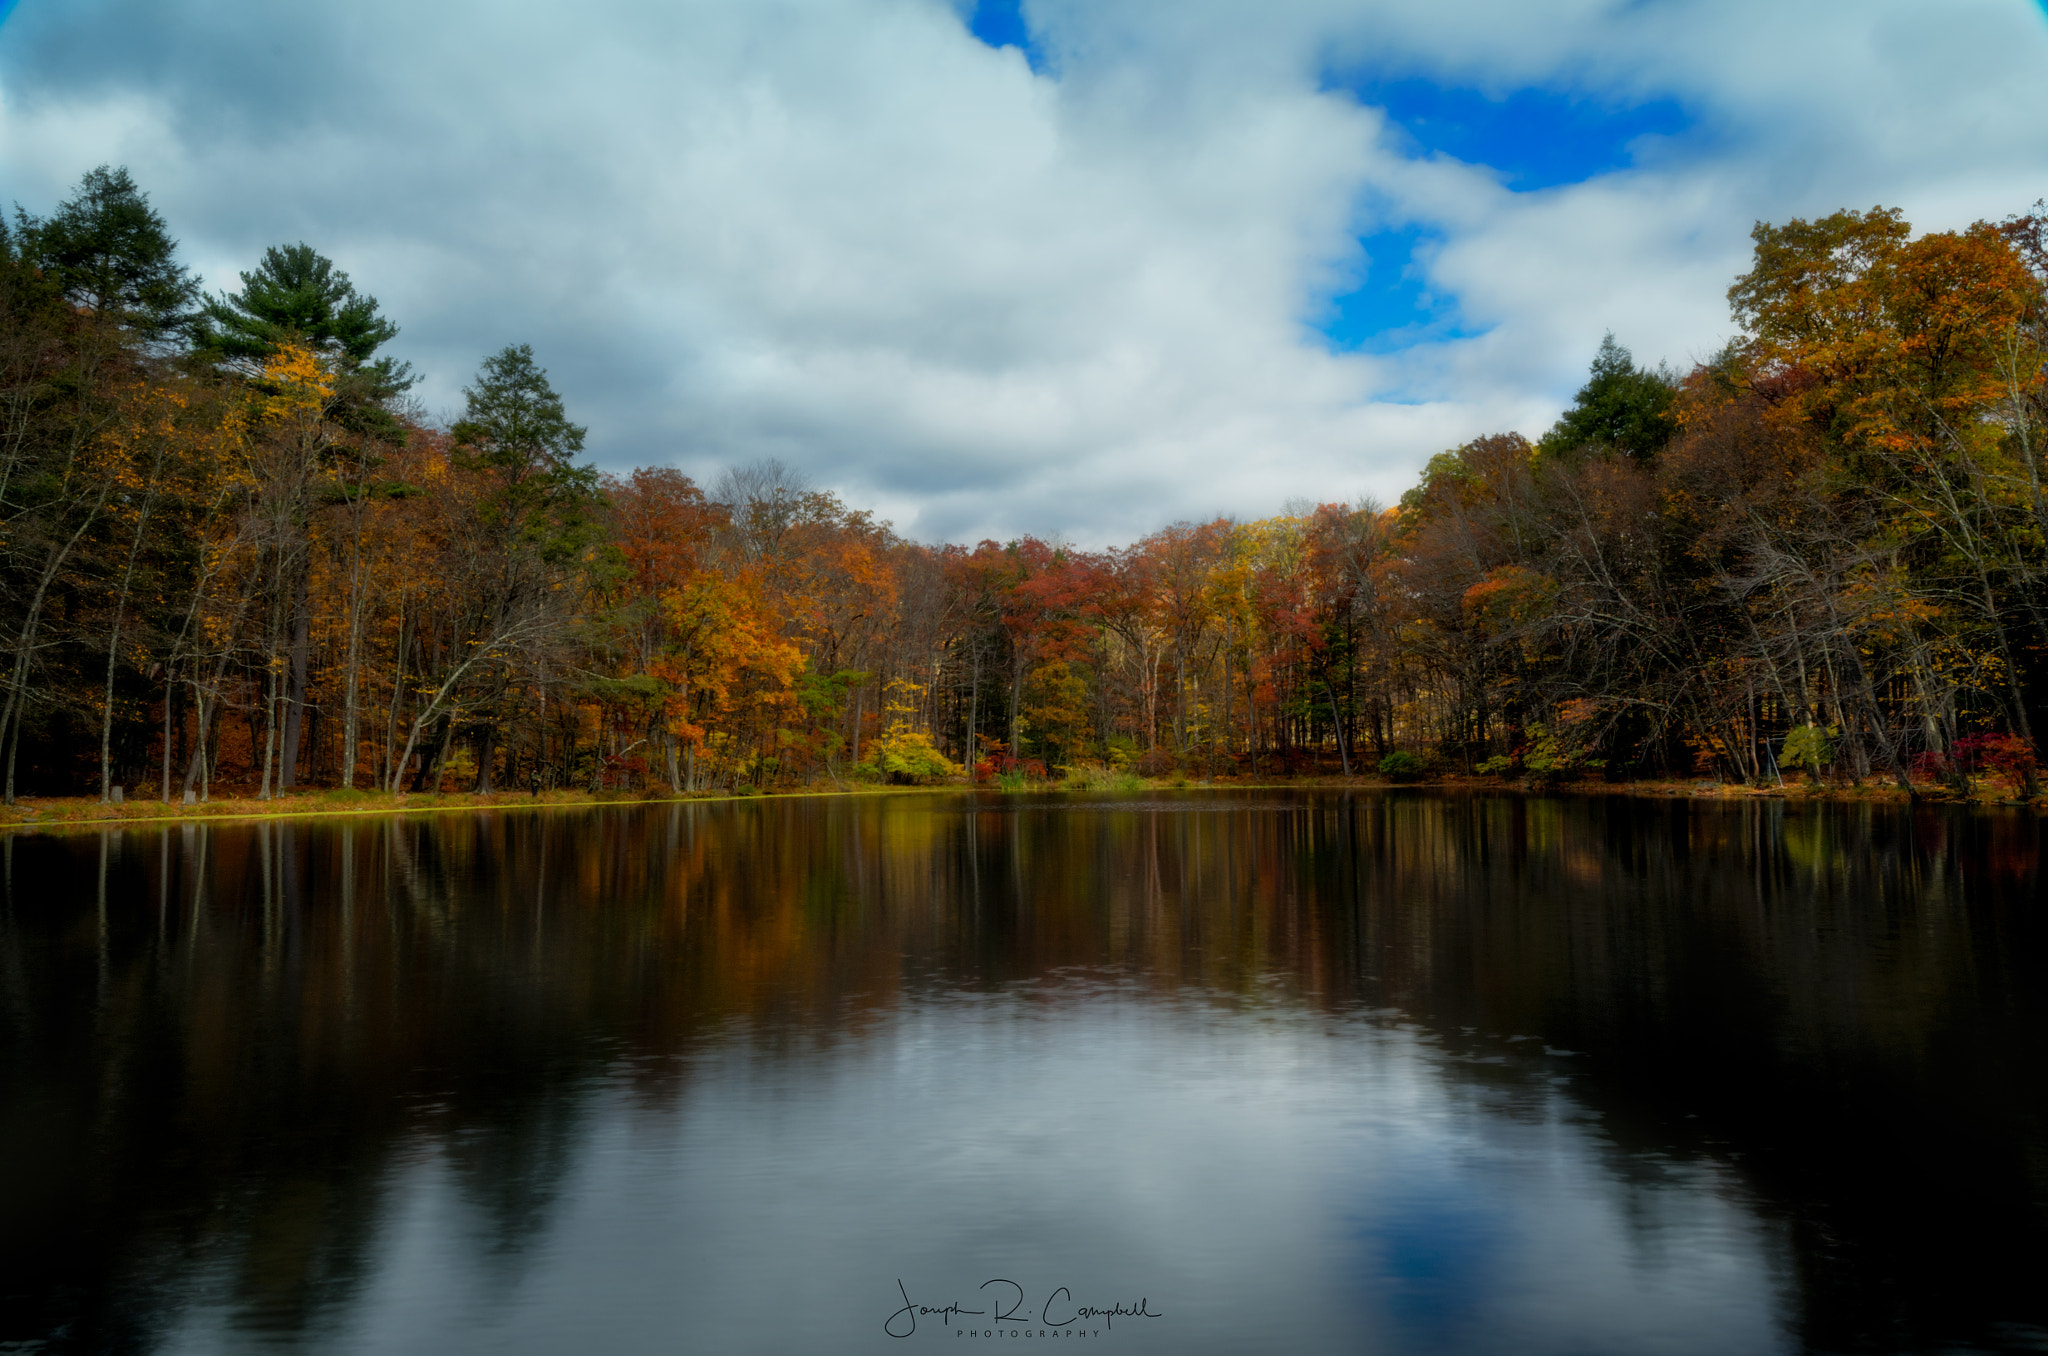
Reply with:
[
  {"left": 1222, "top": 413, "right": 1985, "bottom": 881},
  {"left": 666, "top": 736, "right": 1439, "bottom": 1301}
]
[{"left": 4, "top": 166, "right": 2045, "bottom": 802}]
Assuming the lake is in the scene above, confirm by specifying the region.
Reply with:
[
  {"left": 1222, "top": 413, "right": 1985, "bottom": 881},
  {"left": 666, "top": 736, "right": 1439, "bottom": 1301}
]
[{"left": 2, "top": 791, "right": 2043, "bottom": 1354}]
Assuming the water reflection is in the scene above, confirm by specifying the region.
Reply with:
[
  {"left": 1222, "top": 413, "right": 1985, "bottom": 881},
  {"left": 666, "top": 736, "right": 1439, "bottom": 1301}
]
[{"left": 1, "top": 793, "right": 2042, "bottom": 1353}]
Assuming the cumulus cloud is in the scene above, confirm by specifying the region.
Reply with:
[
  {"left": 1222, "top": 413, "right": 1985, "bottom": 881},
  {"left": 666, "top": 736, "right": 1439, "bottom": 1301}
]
[{"left": 1, "top": 0, "right": 2043, "bottom": 544}]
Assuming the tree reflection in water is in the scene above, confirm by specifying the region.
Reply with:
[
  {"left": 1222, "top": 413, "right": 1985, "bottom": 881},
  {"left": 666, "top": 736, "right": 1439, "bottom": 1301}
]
[{"left": 1, "top": 793, "right": 2041, "bottom": 1353}]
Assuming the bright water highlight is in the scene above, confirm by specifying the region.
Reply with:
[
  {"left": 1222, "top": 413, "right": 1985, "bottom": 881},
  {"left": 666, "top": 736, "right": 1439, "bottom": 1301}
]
[{"left": 2, "top": 792, "right": 2042, "bottom": 1353}]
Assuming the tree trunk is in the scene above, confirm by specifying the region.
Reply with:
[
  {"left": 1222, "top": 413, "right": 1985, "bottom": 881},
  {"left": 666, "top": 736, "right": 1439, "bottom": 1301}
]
[
  {"left": 1327, "top": 685, "right": 1351, "bottom": 777},
  {"left": 258, "top": 650, "right": 282, "bottom": 801},
  {"left": 280, "top": 571, "right": 311, "bottom": 789},
  {"left": 180, "top": 683, "right": 208, "bottom": 799},
  {"left": 965, "top": 643, "right": 980, "bottom": 767},
  {"left": 1009, "top": 654, "right": 1024, "bottom": 759},
  {"left": 160, "top": 673, "right": 178, "bottom": 803},
  {"left": 97, "top": 601, "right": 128, "bottom": 803},
  {"left": 341, "top": 622, "right": 362, "bottom": 789},
  {"left": 180, "top": 638, "right": 242, "bottom": 801},
  {"left": 98, "top": 481, "right": 159, "bottom": 801},
  {"left": 383, "top": 612, "right": 409, "bottom": 791},
  {"left": 429, "top": 717, "right": 454, "bottom": 794},
  {"left": 0, "top": 444, "right": 117, "bottom": 802}
]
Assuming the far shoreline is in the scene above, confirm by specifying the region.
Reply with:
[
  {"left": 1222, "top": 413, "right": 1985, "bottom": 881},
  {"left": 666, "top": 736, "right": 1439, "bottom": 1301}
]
[{"left": 4, "top": 773, "right": 2042, "bottom": 835}]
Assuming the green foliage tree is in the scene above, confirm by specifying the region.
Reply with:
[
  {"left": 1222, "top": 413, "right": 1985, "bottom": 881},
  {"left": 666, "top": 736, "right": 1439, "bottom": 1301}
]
[
  {"left": 198, "top": 242, "right": 413, "bottom": 397},
  {"left": 451, "top": 343, "right": 597, "bottom": 548},
  {"left": 863, "top": 729, "right": 961, "bottom": 782},
  {"left": 1780, "top": 724, "right": 1838, "bottom": 783},
  {"left": 1538, "top": 333, "right": 1678, "bottom": 462},
  {"left": 854, "top": 677, "right": 960, "bottom": 783},
  {"left": 421, "top": 345, "right": 597, "bottom": 791},
  {"left": 1377, "top": 750, "right": 1425, "bottom": 782},
  {"left": 197, "top": 246, "right": 416, "bottom": 792},
  {"left": 1022, "top": 658, "right": 1092, "bottom": 766},
  {"left": 16, "top": 165, "right": 198, "bottom": 342},
  {"left": 455, "top": 344, "right": 586, "bottom": 467}
]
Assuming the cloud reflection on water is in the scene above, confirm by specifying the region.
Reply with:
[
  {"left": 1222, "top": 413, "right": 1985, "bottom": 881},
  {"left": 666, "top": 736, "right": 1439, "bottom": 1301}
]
[
  {"left": 2, "top": 792, "right": 2040, "bottom": 1353},
  {"left": 147, "top": 992, "right": 1788, "bottom": 1355}
]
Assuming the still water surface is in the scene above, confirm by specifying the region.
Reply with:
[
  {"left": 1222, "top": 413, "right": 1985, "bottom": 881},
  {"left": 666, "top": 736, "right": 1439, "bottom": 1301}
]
[{"left": 2, "top": 791, "right": 2043, "bottom": 1354}]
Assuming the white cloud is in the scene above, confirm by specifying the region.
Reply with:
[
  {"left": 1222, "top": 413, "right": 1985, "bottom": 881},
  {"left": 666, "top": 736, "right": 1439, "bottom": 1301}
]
[{"left": 2, "top": 0, "right": 2044, "bottom": 545}]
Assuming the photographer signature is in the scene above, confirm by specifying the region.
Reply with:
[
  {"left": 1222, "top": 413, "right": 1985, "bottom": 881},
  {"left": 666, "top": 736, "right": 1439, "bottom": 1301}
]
[{"left": 885, "top": 1278, "right": 1163, "bottom": 1337}]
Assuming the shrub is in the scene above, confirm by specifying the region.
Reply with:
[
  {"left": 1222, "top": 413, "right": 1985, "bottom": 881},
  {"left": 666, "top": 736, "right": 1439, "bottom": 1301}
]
[
  {"left": 1909, "top": 748, "right": 1968, "bottom": 796},
  {"left": 1378, "top": 750, "right": 1426, "bottom": 782},
  {"left": 1952, "top": 732, "right": 2040, "bottom": 796},
  {"left": 860, "top": 729, "right": 963, "bottom": 784},
  {"left": 1063, "top": 764, "right": 1145, "bottom": 792},
  {"left": 1135, "top": 747, "right": 1176, "bottom": 778},
  {"left": 1519, "top": 723, "right": 1602, "bottom": 784},
  {"left": 984, "top": 753, "right": 1048, "bottom": 793},
  {"left": 1780, "top": 724, "right": 1837, "bottom": 782}
]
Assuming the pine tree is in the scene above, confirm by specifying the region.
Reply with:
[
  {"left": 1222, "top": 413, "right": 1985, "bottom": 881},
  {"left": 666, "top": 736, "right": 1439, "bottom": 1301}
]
[
  {"left": 18, "top": 165, "right": 198, "bottom": 342},
  {"left": 198, "top": 242, "right": 414, "bottom": 397},
  {"left": 453, "top": 343, "right": 591, "bottom": 492},
  {"left": 1538, "top": 333, "right": 1678, "bottom": 461}
]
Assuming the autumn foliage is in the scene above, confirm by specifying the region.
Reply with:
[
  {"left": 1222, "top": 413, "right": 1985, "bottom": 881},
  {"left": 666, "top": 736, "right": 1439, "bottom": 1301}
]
[{"left": 5, "top": 177, "right": 2048, "bottom": 801}]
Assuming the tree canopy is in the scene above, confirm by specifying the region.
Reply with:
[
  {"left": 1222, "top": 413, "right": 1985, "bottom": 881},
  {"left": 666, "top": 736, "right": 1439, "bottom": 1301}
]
[
  {"left": 451, "top": 343, "right": 597, "bottom": 557},
  {"left": 453, "top": 343, "right": 587, "bottom": 476},
  {"left": 1537, "top": 333, "right": 1678, "bottom": 461},
  {"left": 14, "top": 164, "right": 198, "bottom": 341},
  {"left": 4, "top": 171, "right": 2046, "bottom": 804},
  {"left": 198, "top": 242, "right": 414, "bottom": 396}
]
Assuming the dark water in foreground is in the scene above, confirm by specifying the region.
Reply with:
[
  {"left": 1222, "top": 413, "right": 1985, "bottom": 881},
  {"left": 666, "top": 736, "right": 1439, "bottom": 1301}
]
[{"left": 1, "top": 792, "right": 2043, "bottom": 1354}]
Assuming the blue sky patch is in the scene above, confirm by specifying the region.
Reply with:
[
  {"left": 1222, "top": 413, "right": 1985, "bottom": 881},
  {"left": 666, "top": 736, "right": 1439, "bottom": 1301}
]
[
  {"left": 1330, "top": 75, "right": 1692, "bottom": 191},
  {"left": 1352, "top": 1179, "right": 1507, "bottom": 1342},
  {"left": 1311, "top": 75, "right": 1689, "bottom": 349},
  {"left": 966, "top": 0, "right": 1046, "bottom": 74},
  {"left": 1315, "top": 226, "right": 1480, "bottom": 353}
]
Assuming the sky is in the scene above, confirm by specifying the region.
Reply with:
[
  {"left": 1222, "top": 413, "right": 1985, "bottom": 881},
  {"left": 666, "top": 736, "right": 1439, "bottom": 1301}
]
[{"left": 1, "top": 0, "right": 2044, "bottom": 546}]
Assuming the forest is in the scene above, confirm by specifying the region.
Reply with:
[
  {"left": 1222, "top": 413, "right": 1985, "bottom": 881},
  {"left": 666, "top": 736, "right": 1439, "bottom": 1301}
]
[{"left": 3, "top": 167, "right": 2045, "bottom": 803}]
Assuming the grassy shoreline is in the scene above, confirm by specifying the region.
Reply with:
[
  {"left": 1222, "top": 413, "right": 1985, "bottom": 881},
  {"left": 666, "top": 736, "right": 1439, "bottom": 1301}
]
[
  {"left": 2, "top": 772, "right": 2040, "bottom": 833},
  {"left": 0, "top": 783, "right": 930, "bottom": 833}
]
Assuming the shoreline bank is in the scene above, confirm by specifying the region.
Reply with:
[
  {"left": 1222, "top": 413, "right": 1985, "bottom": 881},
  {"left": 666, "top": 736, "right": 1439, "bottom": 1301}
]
[{"left": 4, "top": 773, "right": 2040, "bottom": 834}]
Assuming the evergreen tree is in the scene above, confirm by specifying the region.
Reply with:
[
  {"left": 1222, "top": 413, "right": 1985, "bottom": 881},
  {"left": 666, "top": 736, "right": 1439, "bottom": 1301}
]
[
  {"left": 1537, "top": 333, "right": 1678, "bottom": 461},
  {"left": 452, "top": 344, "right": 596, "bottom": 551},
  {"left": 17, "top": 165, "right": 198, "bottom": 342},
  {"left": 198, "top": 242, "right": 413, "bottom": 396},
  {"left": 454, "top": 343, "right": 588, "bottom": 476}
]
